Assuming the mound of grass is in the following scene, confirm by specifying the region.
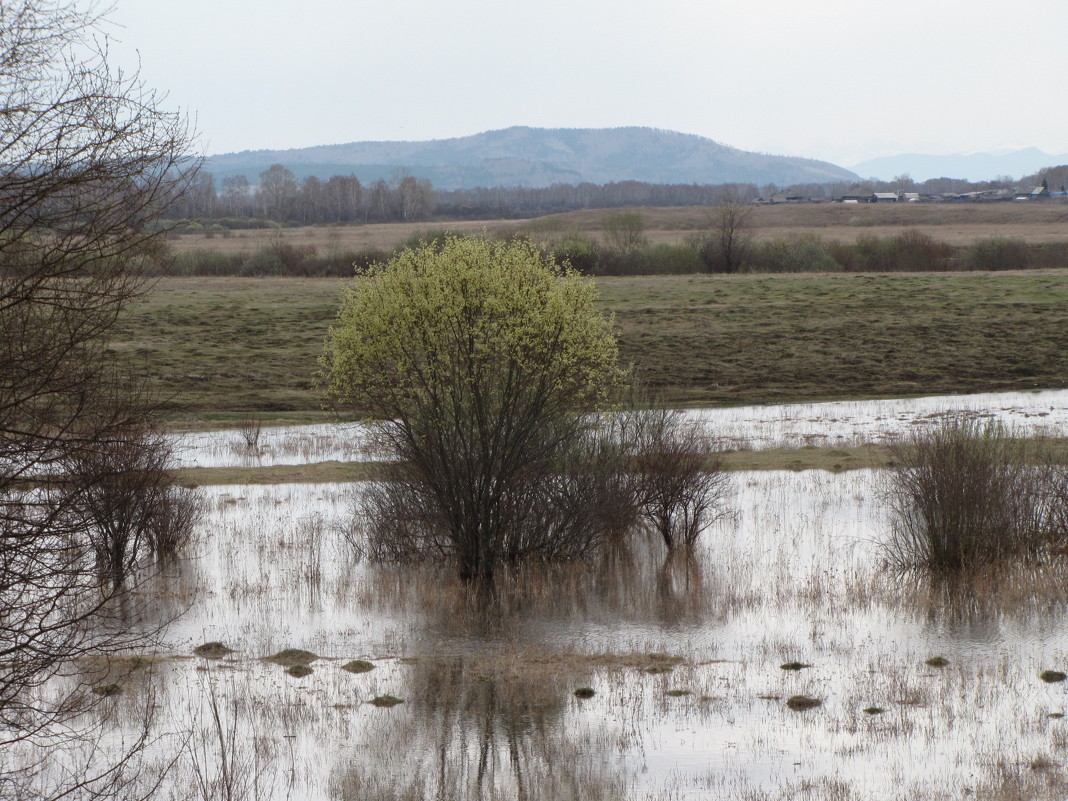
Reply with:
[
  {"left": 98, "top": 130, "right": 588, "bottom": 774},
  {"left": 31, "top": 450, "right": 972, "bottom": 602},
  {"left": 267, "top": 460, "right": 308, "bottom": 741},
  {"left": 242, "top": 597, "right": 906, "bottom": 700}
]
[
  {"left": 573, "top": 687, "right": 596, "bottom": 699},
  {"left": 265, "top": 648, "right": 318, "bottom": 667},
  {"left": 642, "top": 653, "right": 682, "bottom": 674},
  {"left": 341, "top": 659, "right": 375, "bottom": 674},
  {"left": 369, "top": 695, "right": 404, "bottom": 708},
  {"left": 925, "top": 656, "right": 950, "bottom": 668},
  {"left": 1040, "top": 670, "right": 1066, "bottom": 683},
  {"left": 786, "top": 695, "right": 822, "bottom": 711},
  {"left": 286, "top": 665, "right": 313, "bottom": 678},
  {"left": 194, "top": 642, "right": 234, "bottom": 659},
  {"left": 780, "top": 661, "right": 811, "bottom": 671}
]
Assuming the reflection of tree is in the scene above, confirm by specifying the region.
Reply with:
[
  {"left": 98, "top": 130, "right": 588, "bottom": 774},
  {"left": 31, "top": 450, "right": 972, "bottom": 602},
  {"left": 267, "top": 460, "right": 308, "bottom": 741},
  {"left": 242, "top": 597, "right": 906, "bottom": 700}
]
[
  {"left": 361, "top": 530, "right": 721, "bottom": 642},
  {"left": 908, "top": 568, "right": 1022, "bottom": 642},
  {"left": 334, "top": 655, "right": 623, "bottom": 801},
  {"left": 656, "top": 550, "right": 708, "bottom": 626},
  {"left": 334, "top": 544, "right": 721, "bottom": 800}
]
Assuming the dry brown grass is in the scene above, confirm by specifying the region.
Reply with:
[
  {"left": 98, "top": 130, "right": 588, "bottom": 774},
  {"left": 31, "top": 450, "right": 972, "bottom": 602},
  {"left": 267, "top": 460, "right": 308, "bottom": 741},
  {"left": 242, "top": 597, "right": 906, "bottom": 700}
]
[
  {"left": 170, "top": 444, "right": 901, "bottom": 488},
  {"left": 524, "top": 202, "right": 1068, "bottom": 246},
  {"left": 168, "top": 203, "right": 1068, "bottom": 259},
  {"left": 166, "top": 219, "right": 528, "bottom": 255}
]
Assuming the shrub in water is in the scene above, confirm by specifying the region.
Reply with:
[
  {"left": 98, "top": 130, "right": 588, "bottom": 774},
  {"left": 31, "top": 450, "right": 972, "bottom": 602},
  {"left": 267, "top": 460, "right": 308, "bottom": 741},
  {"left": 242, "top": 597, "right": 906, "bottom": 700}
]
[
  {"left": 884, "top": 416, "right": 1064, "bottom": 571},
  {"left": 322, "top": 236, "right": 624, "bottom": 586}
]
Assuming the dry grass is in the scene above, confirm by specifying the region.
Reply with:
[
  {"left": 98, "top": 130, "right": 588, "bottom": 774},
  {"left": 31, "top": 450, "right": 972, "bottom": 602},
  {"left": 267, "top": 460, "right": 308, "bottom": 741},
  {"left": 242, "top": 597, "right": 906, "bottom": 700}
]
[
  {"left": 170, "top": 445, "right": 887, "bottom": 487},
  {"left": 166, "top": 219, "right": 527, "bottom": 255},
  {"left": 167, "top": 204, "right": 1068, "bottom": 261},
  {"left": 173, "top": 460, "right": 385, "bottom": 487},
  {"left": 117, "top": 270, "right": 1068, "bottom": 416},
  {"left": 519, "top": 202, "right": 1068, "bottom": 247},
  {"left": 170, "top": 439, "right": 1068, "bottom": 488}
]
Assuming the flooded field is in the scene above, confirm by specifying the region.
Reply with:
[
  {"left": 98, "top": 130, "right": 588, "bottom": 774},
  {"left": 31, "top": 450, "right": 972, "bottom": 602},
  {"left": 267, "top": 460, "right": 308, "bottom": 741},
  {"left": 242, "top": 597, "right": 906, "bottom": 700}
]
[
  {"left": 18, "top": 391, "right": 1068, "bottom": 800},
  {"left": 170, "top": 389, "right": 1068, "bottom": 469}
]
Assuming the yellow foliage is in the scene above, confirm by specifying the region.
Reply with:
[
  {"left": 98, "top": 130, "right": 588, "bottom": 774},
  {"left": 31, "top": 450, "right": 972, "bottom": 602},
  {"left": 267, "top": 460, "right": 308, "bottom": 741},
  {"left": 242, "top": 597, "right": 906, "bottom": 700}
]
[{"left": 322, "top": 235, "right": 623, "bottom": 418}]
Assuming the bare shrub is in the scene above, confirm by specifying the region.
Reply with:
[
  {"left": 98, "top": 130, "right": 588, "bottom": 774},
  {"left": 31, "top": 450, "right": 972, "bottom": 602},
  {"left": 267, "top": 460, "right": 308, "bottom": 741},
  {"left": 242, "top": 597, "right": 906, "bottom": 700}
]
[
  {"left": 696, "top": 199, "right": 753, "bottom": 273},
  {"left": 883, "top": 416, "right": 1063, "bottom": 571},
  {"left": 853, "top": 229, "right": 954, "bottom": 272},
  {"left": 62, "top": 425, "right": 201, "bottom": 590},
  {"left": 238, "top": 416, "right": 263, "bottom": 453},
  {"left": 892, "top": 228, "right": 955, "bottom": 271},
  {"left": 601, "top": 210, "right": 648, "bottom": 258},
  {"left": 1031, "top": 241, "right": 1068, "bottom": 269},
  {"left": 748, "top": 234, "right": 842, "bottom": 273},
  {"left": 629, "top": 408, "right": 730, "bottom": 550},
  {"left": 357, "top": 403, "right": 729, "bottom": 571},
  {"left": 359, "top": 414, "right": 644, "bottom": 570}
]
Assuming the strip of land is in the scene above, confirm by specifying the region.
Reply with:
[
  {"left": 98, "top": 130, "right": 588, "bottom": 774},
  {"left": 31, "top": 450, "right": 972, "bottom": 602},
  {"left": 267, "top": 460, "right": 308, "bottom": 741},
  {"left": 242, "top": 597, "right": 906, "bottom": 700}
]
[
  {"left": 174, "top": 439, "right": 1068, "bottom": 486},
  {"left": 117, "top": 269, "right": 1068, "bottom": 420}
]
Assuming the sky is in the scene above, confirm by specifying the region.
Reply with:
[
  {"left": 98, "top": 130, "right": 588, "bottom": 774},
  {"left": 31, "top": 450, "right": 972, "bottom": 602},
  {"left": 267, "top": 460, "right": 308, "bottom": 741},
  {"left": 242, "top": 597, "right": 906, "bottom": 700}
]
[{"left": 108, "top": 0, "right": 1068, "bottom": 168}]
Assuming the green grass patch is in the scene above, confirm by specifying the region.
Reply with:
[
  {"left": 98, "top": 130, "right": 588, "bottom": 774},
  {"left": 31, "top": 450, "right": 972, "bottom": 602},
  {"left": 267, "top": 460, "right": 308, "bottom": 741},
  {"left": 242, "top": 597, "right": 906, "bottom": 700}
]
[{"left": 115, "top": 271, "right": 1068, "bottom": 415}]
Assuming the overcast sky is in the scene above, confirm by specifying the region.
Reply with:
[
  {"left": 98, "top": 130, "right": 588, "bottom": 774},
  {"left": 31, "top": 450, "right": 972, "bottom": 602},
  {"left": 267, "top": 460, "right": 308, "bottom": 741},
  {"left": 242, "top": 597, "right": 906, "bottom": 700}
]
[{"left": 108, "top": 0, "right": 1068, "bottom": 167}]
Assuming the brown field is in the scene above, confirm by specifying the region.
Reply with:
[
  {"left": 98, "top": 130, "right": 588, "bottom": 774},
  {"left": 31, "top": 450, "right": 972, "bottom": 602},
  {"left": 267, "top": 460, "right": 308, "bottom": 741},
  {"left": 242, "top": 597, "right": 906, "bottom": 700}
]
[
  {"left": 165, "top": 219, "right": 529, "bottom": 254},
  {"left": 168, "top": 201, "right": 1068, "bottom": 256},
  {"left": 530, "top": 201, "right": 1068, "bottom": 246}
]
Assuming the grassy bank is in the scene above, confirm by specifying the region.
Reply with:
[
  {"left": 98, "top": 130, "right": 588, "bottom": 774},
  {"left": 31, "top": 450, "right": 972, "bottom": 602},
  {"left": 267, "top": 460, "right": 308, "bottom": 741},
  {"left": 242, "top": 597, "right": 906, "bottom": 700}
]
[{"left": 115, "top": 270, "right": 1068, "bottom": 418}]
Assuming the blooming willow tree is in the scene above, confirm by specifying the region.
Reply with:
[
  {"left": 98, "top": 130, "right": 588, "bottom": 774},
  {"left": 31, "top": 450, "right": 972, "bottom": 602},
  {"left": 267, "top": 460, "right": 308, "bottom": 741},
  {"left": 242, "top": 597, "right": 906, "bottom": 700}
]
[{"left": 323, "top": 236, "right": 625, "bottom": 584}]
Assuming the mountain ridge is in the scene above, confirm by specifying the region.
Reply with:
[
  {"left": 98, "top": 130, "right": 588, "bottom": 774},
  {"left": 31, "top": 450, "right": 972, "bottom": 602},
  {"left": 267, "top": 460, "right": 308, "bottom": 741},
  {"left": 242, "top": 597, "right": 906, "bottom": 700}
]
[
  {"left": 850, "top": 147, "right": 1068, "bottom": 182},
  {"left": 205, "top": 126, "right": 860, "bottom": 190}
]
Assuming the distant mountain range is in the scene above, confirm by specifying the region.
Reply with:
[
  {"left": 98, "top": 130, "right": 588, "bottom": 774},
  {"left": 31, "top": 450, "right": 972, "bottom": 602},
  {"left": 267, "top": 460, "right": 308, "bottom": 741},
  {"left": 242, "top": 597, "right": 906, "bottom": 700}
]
[
  {"left": 206, "top": 126, "right": 860, "bottom": 190},
  {"left": 850, "top": 147, "right": 1068, "bottom": 182}
]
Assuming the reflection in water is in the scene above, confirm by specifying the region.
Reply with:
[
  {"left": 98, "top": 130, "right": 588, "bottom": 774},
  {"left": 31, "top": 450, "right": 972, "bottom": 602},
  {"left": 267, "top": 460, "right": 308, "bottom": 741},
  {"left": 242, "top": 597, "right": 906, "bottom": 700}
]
[
  {"left": 13, "top": 468, "right": 1068, "bottom": 800},
  {"left": 333, "top": 656, "right": 623, "bottom": 801}
]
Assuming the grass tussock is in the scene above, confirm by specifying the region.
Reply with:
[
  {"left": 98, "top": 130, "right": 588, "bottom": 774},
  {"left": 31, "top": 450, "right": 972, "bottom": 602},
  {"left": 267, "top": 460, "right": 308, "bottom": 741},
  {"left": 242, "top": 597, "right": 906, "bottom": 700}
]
[
  {"left": 264, "top": 648, "right": 318, "bottom": 667},
  {"left": 341, "top": 660, "right": 375, "bottom": 674},
  {"left": 884, "top": 416, "right": 1068, "bottom": 572}
]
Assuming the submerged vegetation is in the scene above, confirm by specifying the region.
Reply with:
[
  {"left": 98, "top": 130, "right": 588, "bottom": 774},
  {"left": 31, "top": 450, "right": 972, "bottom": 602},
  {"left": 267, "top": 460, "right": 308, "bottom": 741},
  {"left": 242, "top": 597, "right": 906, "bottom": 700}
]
[{"left": 884, "top": 417, "right": 1068, "bottom": 571}]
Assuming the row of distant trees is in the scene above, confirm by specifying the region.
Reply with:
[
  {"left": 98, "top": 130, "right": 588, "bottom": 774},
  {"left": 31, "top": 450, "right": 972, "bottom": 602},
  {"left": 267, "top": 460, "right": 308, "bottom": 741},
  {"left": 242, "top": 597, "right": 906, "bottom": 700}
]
[
  {"left": 166, "top": 164, "right": 1068, "bottom": 225},
  {"left": 171, "top": 165, "right": 434, "bottom": 223}
]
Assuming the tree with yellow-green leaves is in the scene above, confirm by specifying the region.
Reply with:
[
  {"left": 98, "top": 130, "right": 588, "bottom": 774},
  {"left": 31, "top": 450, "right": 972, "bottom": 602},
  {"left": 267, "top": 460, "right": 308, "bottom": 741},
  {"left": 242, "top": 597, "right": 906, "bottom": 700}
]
[{"left": 322, "top": 235, "right": 626, "bottom": 585}]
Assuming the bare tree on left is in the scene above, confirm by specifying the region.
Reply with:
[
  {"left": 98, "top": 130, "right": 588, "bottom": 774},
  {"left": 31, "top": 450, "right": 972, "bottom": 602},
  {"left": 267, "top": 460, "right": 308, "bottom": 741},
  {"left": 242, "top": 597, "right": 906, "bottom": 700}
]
[{"left": 0, "top": 1, "right": 198, "bottom": 797}]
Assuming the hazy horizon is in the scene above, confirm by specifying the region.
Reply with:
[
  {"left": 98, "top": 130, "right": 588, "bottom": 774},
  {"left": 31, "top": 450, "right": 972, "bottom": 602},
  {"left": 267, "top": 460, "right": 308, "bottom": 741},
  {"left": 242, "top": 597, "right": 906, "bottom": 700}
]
[{"left": 109, "top": 0, "right": 1068, "bottom": 169}]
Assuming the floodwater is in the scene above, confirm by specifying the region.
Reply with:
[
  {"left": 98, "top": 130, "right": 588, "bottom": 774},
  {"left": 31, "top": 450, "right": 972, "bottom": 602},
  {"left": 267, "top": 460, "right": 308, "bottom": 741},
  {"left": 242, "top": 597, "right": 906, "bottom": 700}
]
[
  {"left": 24, "top": 390, "right": 1068, "bottom": 800},
  {"left": 169, "top": 388, "right": 1068, "bottom": 468}
]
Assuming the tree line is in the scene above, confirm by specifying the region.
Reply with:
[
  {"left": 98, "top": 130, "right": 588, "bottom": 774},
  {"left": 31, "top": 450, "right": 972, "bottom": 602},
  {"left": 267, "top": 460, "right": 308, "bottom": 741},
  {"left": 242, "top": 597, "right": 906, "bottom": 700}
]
[{"left": 165, "top": 163, "right": 1068, "bottom": 226}]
